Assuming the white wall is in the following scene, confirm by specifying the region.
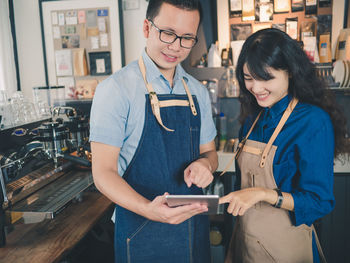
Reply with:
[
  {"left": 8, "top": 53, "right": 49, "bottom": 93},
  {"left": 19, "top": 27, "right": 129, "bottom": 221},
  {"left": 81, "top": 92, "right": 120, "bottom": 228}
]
[
  {"left": 216, "top": 0, "right": 229, "bottom": 53},
  {"left": 0, "top": 0, "right": 17, "bottom": 95},
  {"left": 122, "top": 0, "right": 147, "bottom": 64},
  {"left": 14, "top": 0, "right": 46, "bottom": 100},
  {"left": 13, "top": 0, "right": 148, "bottom": 101}
]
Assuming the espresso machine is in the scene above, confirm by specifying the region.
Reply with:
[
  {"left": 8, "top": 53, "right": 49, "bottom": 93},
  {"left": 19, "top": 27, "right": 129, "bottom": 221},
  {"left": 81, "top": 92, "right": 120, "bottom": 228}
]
[
  {"left": 37, "top": 107, "right": 90, "bottom": 167},
  {"left": 0, "top": 106, "right": 93, "bottom": 247}
]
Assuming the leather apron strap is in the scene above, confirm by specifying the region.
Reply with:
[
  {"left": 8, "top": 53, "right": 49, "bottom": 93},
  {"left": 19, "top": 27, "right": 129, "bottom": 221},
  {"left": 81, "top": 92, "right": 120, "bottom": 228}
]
[
  {"left": 219, "top": 111, "right": 263, "bottom": 176},
  {"left": 138, "top": 57, "right": 197, "bottom": 132},
  {"left": 259, "top": 98, "right": 298, "bottom": 167},
  {"left": 220, "top": 98, "right": 299, "bottom": 176}
]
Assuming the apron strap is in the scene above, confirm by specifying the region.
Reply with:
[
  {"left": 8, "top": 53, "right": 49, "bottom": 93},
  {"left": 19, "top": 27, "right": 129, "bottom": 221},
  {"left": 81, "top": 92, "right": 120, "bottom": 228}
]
[
  {"left": 259, "top": 98, "right": 298, "bottom": 167},
  {"left": 219, "top": 111, "right": 263, "bottom": 176},
  {"left": 138, "top": 57, "right": 174, "bottom": 132},
  {"left": 159, "top": 100, "right": 189, "bottom": 107},
  {"left": 220, "top": 98, "right": 298, "bottom": 175},
  {"left": 138, "top": 57, "right": 197, "bottom": 132},
  {"left": 182, "top": 79, "right": 197, "bottom": 116},
  {"left": 312, "top": 225, "right": 328, "bottom": 263}
]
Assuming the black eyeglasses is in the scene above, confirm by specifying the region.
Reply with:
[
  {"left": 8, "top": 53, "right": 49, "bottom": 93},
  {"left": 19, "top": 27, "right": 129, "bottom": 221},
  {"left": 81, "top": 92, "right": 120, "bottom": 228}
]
[{"left": 148, "top": 20, "right": 198, "bottom": 49}]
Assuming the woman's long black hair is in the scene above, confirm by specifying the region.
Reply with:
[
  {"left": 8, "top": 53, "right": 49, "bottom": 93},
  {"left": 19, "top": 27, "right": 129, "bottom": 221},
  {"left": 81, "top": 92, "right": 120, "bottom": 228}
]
[{"left": 236, "top": 28, "right": 350, "bottom": 159}]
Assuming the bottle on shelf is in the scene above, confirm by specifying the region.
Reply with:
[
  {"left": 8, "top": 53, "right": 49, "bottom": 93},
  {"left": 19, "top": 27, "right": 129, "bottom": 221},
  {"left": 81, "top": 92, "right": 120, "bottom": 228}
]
[
  {"left": 219, "top": 112, "right": 227, "bottom": 151},
  {"left": 221, "top": 43, "right": 232, "bottom": 67},
  {"left": 225, "top": 66, "right": 239, "bottom": 98},
  {"left": 207, "top": 41, "right": 221, "bottom": 68}
]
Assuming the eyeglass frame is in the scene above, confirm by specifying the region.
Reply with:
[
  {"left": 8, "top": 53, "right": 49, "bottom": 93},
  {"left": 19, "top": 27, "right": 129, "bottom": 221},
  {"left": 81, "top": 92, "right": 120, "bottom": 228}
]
[{"left": 148, "top": 19, "right": 198, "bottom": 49}]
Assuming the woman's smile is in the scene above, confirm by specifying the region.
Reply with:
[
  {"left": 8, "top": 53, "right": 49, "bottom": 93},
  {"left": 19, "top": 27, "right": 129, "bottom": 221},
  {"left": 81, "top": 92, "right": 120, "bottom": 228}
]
[{"left": 243, "top": 64, "right": 289, "bottom": 108}]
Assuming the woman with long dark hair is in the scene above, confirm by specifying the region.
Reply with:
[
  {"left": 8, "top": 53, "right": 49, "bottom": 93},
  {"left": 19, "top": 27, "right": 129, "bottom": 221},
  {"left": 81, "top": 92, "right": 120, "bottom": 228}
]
[{"left": 220, "top": 28, "right": 350, "bottom": 262}]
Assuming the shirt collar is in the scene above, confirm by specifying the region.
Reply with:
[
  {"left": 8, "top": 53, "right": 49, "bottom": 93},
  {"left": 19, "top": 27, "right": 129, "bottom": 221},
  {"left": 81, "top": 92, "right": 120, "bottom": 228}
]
[
  {"left": 263, "top": 94, "right": 292, "bottom": 119},
  {"left": 141, "top": 49, "right": 188, "bottom": 85}
]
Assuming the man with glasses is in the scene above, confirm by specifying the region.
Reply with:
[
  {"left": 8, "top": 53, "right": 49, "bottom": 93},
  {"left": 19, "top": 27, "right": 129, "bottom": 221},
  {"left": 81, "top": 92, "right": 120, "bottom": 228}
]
[{"left": 90, "top": 0, "right": 217, "bottom": 262}]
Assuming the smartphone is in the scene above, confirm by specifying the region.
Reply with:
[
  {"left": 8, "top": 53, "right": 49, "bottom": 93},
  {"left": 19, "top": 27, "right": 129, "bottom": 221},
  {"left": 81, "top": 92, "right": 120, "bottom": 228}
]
[{"left": 165, "top": 195, "right": 219, "bottom": 215}]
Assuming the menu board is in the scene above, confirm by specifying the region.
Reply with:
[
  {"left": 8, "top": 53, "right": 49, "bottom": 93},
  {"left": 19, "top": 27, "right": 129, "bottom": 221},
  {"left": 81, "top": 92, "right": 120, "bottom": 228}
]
[{"left": 41, "top": 0, "right": 122, "bottom": 100}]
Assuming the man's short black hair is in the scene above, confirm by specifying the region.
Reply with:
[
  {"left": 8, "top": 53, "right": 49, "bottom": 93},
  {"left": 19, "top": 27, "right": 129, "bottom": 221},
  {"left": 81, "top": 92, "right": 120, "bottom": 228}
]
[{"left": 146, "top": 0, "right": 202, "bottom": 24}]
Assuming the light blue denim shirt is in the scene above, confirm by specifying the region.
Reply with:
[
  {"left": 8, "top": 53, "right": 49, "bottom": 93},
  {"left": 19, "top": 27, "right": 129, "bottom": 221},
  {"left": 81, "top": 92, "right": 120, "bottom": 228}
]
[{"left": 89, "top": 50, "right": 217, "bottom": 176}]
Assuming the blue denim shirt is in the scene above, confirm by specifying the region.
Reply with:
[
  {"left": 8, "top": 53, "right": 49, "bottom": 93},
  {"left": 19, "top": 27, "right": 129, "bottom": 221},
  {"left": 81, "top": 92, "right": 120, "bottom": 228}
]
[
  {"left": 237, "top": 95, "right": 335, "bottom": 262},
  {"left": 89, "top": 50, "right": 216, "bottom": 176}
]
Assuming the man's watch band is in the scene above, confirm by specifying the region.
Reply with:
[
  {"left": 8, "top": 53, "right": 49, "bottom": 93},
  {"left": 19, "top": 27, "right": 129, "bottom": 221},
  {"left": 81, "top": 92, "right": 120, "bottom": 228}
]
[{"left": 274, "top": 188, "right": 283, "bottom": 208}]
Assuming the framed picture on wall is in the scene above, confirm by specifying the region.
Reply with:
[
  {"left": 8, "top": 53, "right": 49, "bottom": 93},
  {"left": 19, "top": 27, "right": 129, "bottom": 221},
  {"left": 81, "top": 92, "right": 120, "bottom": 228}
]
[
  {"left": 291, "top": 0, "right": 304, "bottom": 12},
  {"left": 242, "top": 0, "right": 255, "bottom": 21},
  {"left": 255, "top": 0, "right": 273, "bottom": 22},
  {"left": 89, "top": 51, "right": 111, "bottom": 75},
  {"left": 286, "top": 18, "right": 298, "bottom": 40},
  {"left": 229, "top": 0, "right": 242, "bottom": 17},
  {"left": 230, "top": 24, "right": 252, "bottom": 41},
  {"left": 274, "top": 0, "right": 290, "bottom": 13},
  {"left": 39, "top": 0, "right": 123, "bottom": 89}
]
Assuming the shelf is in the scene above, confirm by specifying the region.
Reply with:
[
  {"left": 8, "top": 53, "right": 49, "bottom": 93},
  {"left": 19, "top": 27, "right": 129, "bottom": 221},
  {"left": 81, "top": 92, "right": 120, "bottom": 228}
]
[{"left": 185, "top": 67, "right": 226, "bottom": 81}]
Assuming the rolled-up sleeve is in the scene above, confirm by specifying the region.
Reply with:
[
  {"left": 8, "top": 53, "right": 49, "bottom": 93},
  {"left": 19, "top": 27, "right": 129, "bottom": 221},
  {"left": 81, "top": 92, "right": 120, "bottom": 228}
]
[
  {"left": 197, "top": 83, "right": 217, "bottom": 145},
  {"left": 291, "top": 121, "right": 335, "bottom": 226}
]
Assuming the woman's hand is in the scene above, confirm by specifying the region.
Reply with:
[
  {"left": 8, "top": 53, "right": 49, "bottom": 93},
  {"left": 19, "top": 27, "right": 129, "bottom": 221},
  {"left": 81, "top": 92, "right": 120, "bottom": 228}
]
[
  {"left": 219, "top": 188, "right": 267, "bottom": 216},
  {"left": 143, "top": 193, "right": 208, "bottom": 224}
]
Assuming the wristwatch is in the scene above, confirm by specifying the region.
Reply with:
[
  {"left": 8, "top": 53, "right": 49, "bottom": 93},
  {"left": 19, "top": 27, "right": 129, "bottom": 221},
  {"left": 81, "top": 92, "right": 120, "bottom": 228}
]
[{"left": 274, "top": 188, "right": 283, "bottom": 208}]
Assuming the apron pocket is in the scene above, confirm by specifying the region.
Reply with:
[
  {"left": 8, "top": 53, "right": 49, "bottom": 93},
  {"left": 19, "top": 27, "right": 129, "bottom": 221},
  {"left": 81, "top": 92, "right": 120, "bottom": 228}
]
[
  {"left": 127, "top": 220, "right": 191, "bottom": 263},
  {"left": 238, "top": 232, "right": 277, "bottom": 263},
  {"left": 247, "top": 172, "right": 262, "bottom": 209},
  {"left": 256, "top": 240, "right": 277, "bottom": 262},
  {"left": 126, "top": 219, "right": 150, "bottom": 263},
  {"left": 247, "top": 171, "right": 255, "bottom": 187}
]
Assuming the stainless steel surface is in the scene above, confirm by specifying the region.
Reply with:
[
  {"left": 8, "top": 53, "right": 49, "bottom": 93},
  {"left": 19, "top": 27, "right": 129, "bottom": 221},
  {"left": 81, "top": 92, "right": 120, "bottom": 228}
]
[
  {"left": 52, "top": 106, "right": 77, "bottom": 118},
  {"left": 4, "top": 162, "right": 72, "bottom": 206},
  {"left": 9, "top": 169, "right": 93, "bottom": 224},
  {"left": 0, "top": 109, "right": 93, "bottom": 248}
]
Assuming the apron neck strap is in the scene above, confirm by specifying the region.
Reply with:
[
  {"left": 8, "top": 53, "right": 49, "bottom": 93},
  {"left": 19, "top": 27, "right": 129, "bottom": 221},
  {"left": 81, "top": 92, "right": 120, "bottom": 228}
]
[
  {"left": 138, "top": 57, "right": 155, "bottom": 93},
  {"left": 242, "top": 111, "right": 263, "bottom": 144},
  {"left": 182, "top": 79, "right": 197, "bottom": 116},
  {"left": 220, "top": 97, "right": 299, "bottom": 176},
  {"left": 138, "top": 57, "right": 197, "bottom": 132},
  {"left": 138, "top": 57, "right": 173, "bottom": 131},
  {"left": 259, "top": 98, "right": 299, "bottom": 167},
  {"left": 219, "top": 111, "right": 263, "bottom": 176}
]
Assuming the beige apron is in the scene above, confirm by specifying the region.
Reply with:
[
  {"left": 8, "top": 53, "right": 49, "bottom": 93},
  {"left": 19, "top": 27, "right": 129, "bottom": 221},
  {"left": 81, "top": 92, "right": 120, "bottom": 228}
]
[{"left": 225, "top": 98, "right": 318, "bottom": 263}]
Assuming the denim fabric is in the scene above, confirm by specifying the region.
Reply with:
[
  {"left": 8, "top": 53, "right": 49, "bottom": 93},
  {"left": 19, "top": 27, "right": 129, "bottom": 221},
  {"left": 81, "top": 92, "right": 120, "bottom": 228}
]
[{"left": 114, "top": 94, "right": 210, "bottom": 263}]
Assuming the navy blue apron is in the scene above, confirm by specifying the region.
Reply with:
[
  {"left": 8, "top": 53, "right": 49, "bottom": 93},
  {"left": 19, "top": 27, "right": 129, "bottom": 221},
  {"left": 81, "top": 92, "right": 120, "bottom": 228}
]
[{"left": 114, "top": 58, "right": 210, "bottom": 263}]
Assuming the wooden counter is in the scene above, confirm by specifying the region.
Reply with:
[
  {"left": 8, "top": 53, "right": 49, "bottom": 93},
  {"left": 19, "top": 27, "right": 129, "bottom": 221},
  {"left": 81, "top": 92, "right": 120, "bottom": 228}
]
[{"left": 0, "top": 191, "right": 113, "bottom": 263}]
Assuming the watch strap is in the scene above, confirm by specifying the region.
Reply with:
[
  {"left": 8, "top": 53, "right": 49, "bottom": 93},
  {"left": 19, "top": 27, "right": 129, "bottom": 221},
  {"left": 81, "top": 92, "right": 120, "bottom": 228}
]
[{"left": 274, "top": 188, "right": 283, "bottom": 208}]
